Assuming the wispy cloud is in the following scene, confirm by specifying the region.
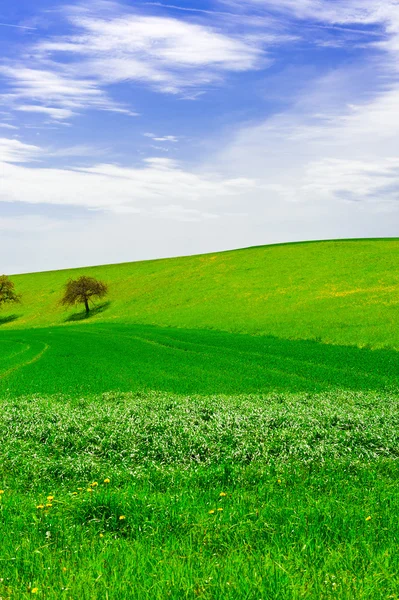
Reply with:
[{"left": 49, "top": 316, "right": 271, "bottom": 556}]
[
  {"left": 0, "top": 1, "right": 277, "bottom": 124},
  {"left": 144, "top": 133, "right": 179, "bottom": 142},
  {"left": 16, "top": 104, "right": 76, "bottom": 120},
  {"left": 0, "top": 137, "right": 41, "bottom": 163},
  {"left": 0, "top": 137, "right": 260, "bottom": 219},
  {"left": 0, "top": 65, "right": 135, "bottom": 121},
  {"left": 38, "top": 8, "right": 268, "bottom": 89},
  {"left": 221, "top": 0, "right": 398, "bottom": 51},
  {"left": 223, "top": 0, "right": 385, "bottom": 23},
  {"left": 0, "top": 122, "right": 18, "bottom": 130},
  {"left": 0, "top": 22, "right": 36, "bottom": 30}
]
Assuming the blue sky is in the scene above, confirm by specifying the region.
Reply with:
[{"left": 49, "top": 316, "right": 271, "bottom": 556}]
[{"left": 1, "top": 0, "right": 398, "bottom": 273}]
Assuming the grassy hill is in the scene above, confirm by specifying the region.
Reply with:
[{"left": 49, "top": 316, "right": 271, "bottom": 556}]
[{"left": 4, "top": 238, "right": 399, "bottom": 348}]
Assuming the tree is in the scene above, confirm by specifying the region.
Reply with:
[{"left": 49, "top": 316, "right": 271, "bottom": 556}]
[
  {"left": 60, "top": 276, "right": 108, "bottom": 314},
  {"left": 0, "top": 275, "right": 21, "bottom": 309}
]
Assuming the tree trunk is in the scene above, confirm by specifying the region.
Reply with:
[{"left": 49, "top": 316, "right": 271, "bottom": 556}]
[{"left": 84, "top": 298, "right": 90, "bottom": 314}]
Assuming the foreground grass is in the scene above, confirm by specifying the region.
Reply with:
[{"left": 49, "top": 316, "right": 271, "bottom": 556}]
[
  {"left": 1, "top": 391, "right": 399, "bottom": 598},
  {"left": 3, "top": 238, "right": 399, "bottom": 348}
]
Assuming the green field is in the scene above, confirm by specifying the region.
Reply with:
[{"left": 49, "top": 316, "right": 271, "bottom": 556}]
[
  {"left": 1, "top": 239, "right": 399, "bottom": 598},
  {"left": 4, "top": 238, "right": 399, "bottom": 348}
]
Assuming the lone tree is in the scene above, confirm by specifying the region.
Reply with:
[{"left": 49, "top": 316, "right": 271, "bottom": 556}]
[
  {"left": 0, "top": 275, "right": 21, "bottom": 309},
  {"left": 60, "top": 276, "right": 108, "bottom": 315}
]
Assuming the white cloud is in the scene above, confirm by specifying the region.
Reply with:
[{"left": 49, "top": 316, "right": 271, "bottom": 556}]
[
  {"left": 0, "top": 66, "right": 134, "bottom": 121},
  {"left": 144, "top": 133, "right": 179, "bottom": 142},
  {"left": 0, "top": 139, "right": 260, "bottom": 218},
  {"left": 0, "top": 2, "right": 274, "bottom": 124},
  {"left": 223, "top": 0, "right": 399, "bottom": 55},
  {"left": 37, "top": 8, "right": 267, "bottom": 92},
  {"left": 0, "top": 122, "right": 18, "bottom": 130},
  {"left": 226, "top": 0, "right": 392, "bottom": 24},
  {"left": 0, "top": 137, "right": 41, "bottom": 163},
  {"left": 212, "top": 63, "right": 399, "bottom": 218},
  {"left": 16, "top": 105, "right": 75, "bottom": 120}
]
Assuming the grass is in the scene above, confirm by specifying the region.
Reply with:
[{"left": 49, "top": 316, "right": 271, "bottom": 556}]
[
  {"left": 0, "top": 323, "right": 399, "bottom": 397},
  {"left": 1, "top": 238, "right": 399, "bottom": 597},
  {"left": 1, "top": 238, "right": 398, "bottom": 348},
  {"left": 1, "top": 390, "right": 399, "bottom": 599}
]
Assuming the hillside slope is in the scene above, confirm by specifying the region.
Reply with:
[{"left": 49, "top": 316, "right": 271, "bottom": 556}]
[{"left": 3, "top": 238, "right": 399, "bottom": 348}]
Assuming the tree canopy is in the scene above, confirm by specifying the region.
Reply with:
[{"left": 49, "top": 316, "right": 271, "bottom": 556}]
[
  {"left": 60, "top": 276, "right": 108, "bottom": 314},
  {"left": 0, "top": 275, "right": 21, "bottom": 308}
]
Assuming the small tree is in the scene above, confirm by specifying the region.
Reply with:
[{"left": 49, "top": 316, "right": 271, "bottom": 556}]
[
  {"left": 60, "top": 276, "right": 108, "bottom": 315},
  {"left": 0, "top": 275, "right": 21, "bottom": 309}
]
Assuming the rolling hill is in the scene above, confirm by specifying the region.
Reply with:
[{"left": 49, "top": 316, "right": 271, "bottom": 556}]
[{"left": 3, "top": 238, "right": 399, "bottom": 349}]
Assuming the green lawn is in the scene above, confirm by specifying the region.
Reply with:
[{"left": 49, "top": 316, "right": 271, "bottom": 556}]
[{"left": 1, "top": 239, "right": 399, "bottom": 598}]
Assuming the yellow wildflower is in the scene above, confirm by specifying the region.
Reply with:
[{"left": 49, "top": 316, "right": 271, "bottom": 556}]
[
  {"left": 277, "top": 479, "right": 281, "bottom": 484},
  {"left": 72, "top": 492, "right": 77, "bottom": 496},
  {"left": 31, "top": 588, "right": 38, "bottom": 594},
  {"left": 217, "top": 508, "right": 223, "bottom": 512},
  {"left": 366, "top": 516, "right": 372, "bottom": 521},
  {"left": 46, "top": 503, "right": 52, "bottom": 508},
  {"left": 91, "top": 482, "right": 98, "bottom": 487},
  {"left": 119, "top": 515, "right": 126, "bottom": 520},
  {"left": 47, "top": 496, "right": 54, "bottom": 502},
  {"left": 62, "top": 567, "right": 67, "bottom": 572},
  {"left": 209, "top": 509, "right": 215, "bottom": 514},
  {"left": 99, "top": 533, "right": 104, "bottom": 538},
  {"left": 87, "top": 488, "right": 93, "bottom": 493},
  {"left": 0, "top": 490, "right": 4, "bottom": 494},
  {"left": 104, "top": 478, "right": 110, "bottom": 484},
  {"left": 77, "top": 487, "right": 83, "bottom": 491},
  {"left": 36, "top": 504, "right": 44, "bottom": 509},
  {"left": 219, "top": 492, "right": 227, "bottom": 497}
]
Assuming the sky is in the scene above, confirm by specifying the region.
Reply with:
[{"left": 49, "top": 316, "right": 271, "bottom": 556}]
[{"left": 1, "top": 0, "right": 399, "bottom": 273}]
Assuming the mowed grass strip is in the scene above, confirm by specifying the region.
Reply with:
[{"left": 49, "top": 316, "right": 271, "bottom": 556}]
[
  {"left": 3, "top": 238, "right": 399, "bottom": 348},
  {"left": 0, "top": 323, "right": 399, "bottom": 397},
  {"left": 1, "top": 391, "right": 399, "bottom": 599}
]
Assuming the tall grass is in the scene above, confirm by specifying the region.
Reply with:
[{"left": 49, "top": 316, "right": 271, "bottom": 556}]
[{"left": 1, "top": 390, "right": 399, "bottom": 598}]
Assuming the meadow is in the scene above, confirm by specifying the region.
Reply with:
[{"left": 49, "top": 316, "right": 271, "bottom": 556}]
[
  {"left": 1, "top": 239, "right": 399, "bottom": 598},
  {"left": 4, "top": 238, "right": 399, "bottom": 348}
]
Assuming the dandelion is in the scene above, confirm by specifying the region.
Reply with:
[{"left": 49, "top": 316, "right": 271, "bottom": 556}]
[
  {"left": 0, "top": 490, "right": 4, "bottom": 495},
  {"left": 62, "top": 567, "right": 67, "bottom": 572},
  {"left": 31, "top": 588, "right": 38, "bottom": 594},
  {"left": 219, "top": 492, "right": 227, "bottom": 497},
  {"left": 366, "top": 516, "right": 372, "bottom": 521},
  {"left": 36, "top": 504, "right": 44, "bottom": 510},
  {"left": 104, "top": 478, "right": 110, "bottom": 484},
  {"left": 99, "top": 533, "right": 104, "bottom": 538},
  {"left": 47, "top": 496, "right": 54, "bottom": 502},
  {"left": 77, "top": 487, "right": 83, "bottom": 491},
  {"left": 209, "top": 509, "right": 215, "bottom": 514},
  {"left": 72, "top": 492, "right": 77, "bottom": 496},
  {"left": 277, "top": 479, "right": 282, "bottom": 484},
  {"left": 119, "top": 515, "right": 126, "bottom": 520},
  {"left": 87, "top": 488, "right": 93, "bottom": 493},
  {"left": 91, "top": 482, "right": 98, "bottom": 487},
  {"left": 217, "top": 508, "right": 223, "bottom": 512},
  {"left": 46, "top": 503, "right": 52, "bottom": 508}
]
